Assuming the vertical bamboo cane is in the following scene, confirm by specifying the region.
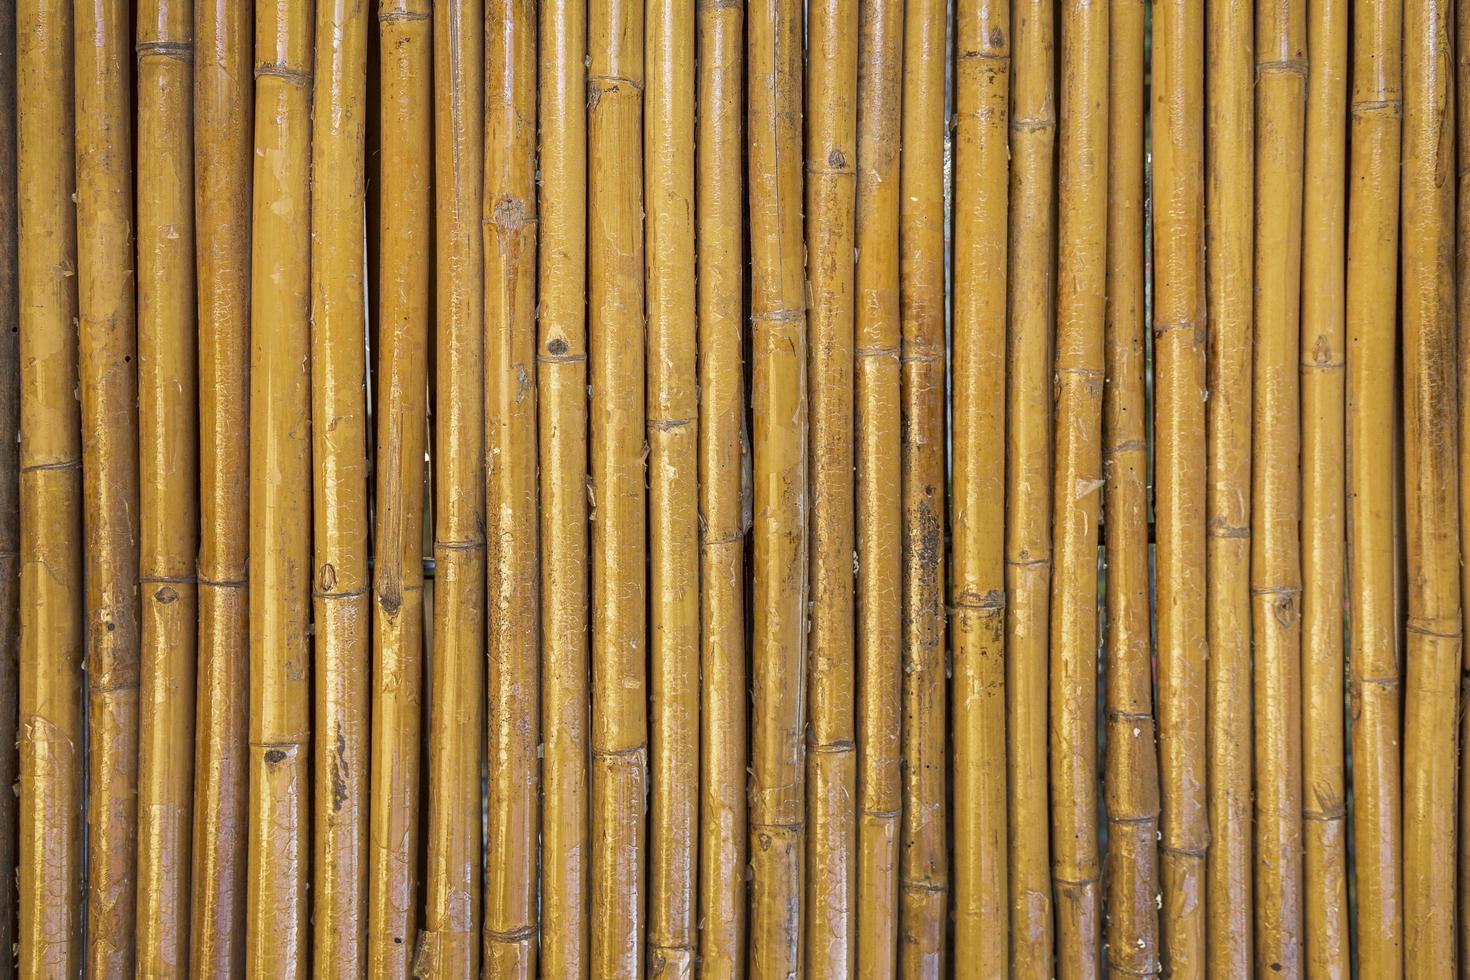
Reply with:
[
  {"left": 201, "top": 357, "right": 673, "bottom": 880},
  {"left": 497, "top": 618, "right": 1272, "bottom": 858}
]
[
  {"left": 1299, "top": 0, "right": 1350, "bottom": 971},
  {"left": 190, "top": 0, "right": 252, "bottom": 972},
  {"left": 1401, "top": 0, "right": 1461, "bottom": 971},
  {"left": 747, "top": 0, "right": 807, "bottom": 970},
  {"left": 0, "top": 6, "right": 18, "bottom": 972},
  {"left": 484, "top": 0, "right": 538, "bottom": 973},
  {"left": 1345, "top": 0, "right": 1404, "bottom": 973},
  {"left": 245, "top": 0, "right": 314, "bottom": 974},
  {"left": 16, "top": 1, "right": 84, "bottom": 973},
  {"left": 1151, "top": 0, "right": 1208, "bottom": 974},
  {"left": 1006, "top": 0, "right": 1056, "bottom": 972},
  {"left": 1457, "top": 0, "right": 1470, "bottom": 961},
  {"left": 646, "top": 0, "right": 699, "bottom": 974},
  {"left": 1102, "top": 0, "right": 1161, "bottom": 972},
  {"left": 695, "top": 0, "right": 747, "bottom": 972}
]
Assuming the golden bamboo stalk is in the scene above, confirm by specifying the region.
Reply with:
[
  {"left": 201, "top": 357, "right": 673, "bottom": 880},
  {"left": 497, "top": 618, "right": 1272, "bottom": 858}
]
[
  {"left": 0, "top": 5, "right": 18, "bottom": 973},
  {"left": 484, "top": 0, "right": 538, "bottom": 973},
  {"left": 646, "top": 0, "right": 699, "bottom": 974},
  {"left": 1401, "top": 0, "right": 1461, "bottom": 971},
  {"left": 1102, "top": 0, "right": 1161, "bottom": 972},
  {"left": 537, "top": 0, "right": 590, "bottom": 971},
  {"left": 135, "top": 0, "right": 198, "bottom": 970},
  {"left": 246, "top": 0, "right": 314, "bottom": 973},
  {"left": 1151, "top": 0, "right": 1208, "bottom": 973},
  {"left": 190, "top": 0, "right": 252, "bottom": 972},
  {"left": 16, "top": 0, "right": 84, "bottom": 973},
  {"left": 1458, "top": 0, "right": 1470, "bottom": 962},
  {"left": 1299, "top": 0, "right": 1349, "bottom": 970},
  {"left": 1345, "top": 1, "right": 1403, "bottom": 973},
  {"left": 1203, "top": 0, "right": 1253, "bottom": 969},
  {"left": 1006, "top": 0, "right": 1056, "bottom": 972},
  {"left": 695, "top": 0, "right": 747, "bottom": 972}
]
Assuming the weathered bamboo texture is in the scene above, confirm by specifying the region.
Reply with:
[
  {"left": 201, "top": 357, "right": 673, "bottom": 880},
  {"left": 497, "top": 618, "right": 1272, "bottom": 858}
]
[
  {"left": 1401, "top": 0, "right": 1462, "bottom": 971},
  {"left": 1345, "top": 0, "right": 1403, "bottom": 973},
  {"left": 135, "top": 0, "right": 198, "bottom": 971},
  {"left": 695, "top": 0, "right": 747, "bottom": 972},
  {"left": 16, "top": 0, "right": 85, "bottom": 973},
  {"left": 1151, "top": 0, "right": 1208, "bottom": 974},
  {"left": 537, "top": 0, "right": 590, "bottom": 971},
  {"left": 1458, "top": 0, "right": 1470, "bottom": 961},
  {"left": 190, "top": 0, "right": 252, "bottom": 972},
  {"left": 310, "top": 0, "right": 370, "bottom": 971},
  {"left": 245, "top": 0, "right": 313, "bottom": 973},
  {"left": 74, "top": 0, "right": 142, "bottom": 970},
  {"left": 1299, "top": 0, "right": 1350, "bottom": 971},
  {"left": 1203, "top": 0, "right": 1253, "bottom": 970},
  {"left": 484, "top": 0, "right": 538, "bottom": 973},
  {"left": 747, "top": 0, "right": 807, "bottom": 970},
  {"left": 588, "top": 0, "right": 648, "bottom": 968},
  {"left": 950, "top": 0, "right": 1007, "bottom": 971},
  {"left": 0, "top": 5, "right": 18, "bottom": 974},
  {"left": 646, "top": 0, "right": 698, "bottom": 975},
  {"left": 1102, "top": 0, "right": 1161, "bottom": 973},
  {"left": 1006, "top": 0, "right": 1056, "bottom": 972}
]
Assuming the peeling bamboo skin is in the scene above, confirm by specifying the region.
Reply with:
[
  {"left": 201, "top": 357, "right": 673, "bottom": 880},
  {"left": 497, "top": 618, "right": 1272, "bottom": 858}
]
[
  {"left": 16, "top": 0, "right": 85, "bottom": 973},
  {"left": 1400, "top": 0, "right": 1462, "bottom": 971},
  {"left": 0, "top": 5, "right": 19, "bottom": 973},
  {"left": 246, "top": 1, "right": 314, "bottom": 974}
]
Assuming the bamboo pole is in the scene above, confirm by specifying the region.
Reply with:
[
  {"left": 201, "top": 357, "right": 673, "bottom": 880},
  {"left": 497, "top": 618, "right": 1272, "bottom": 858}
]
[
  {"left": 0, "top": 4, "right": 18, "bottom": 973},
  {"left": 1006, "top": 0, "right": 1056, "bottom": 972},
  {"left": 695, "top": 0, "right": 747, "bottom": 972},
  {"left": 16, "top": 0, "right": 84, "bottom": 973},
  {"left": 1400, "top": 0, "right": 1461, "bottom": 971},
  {"left": 1151, "top": 0, "right": 1208, "bottom": 974},
  {"left": 245, "top": 0, "right": 314, "bottom": 973},
  {"left": 484, "top": 0, "right": 538, "bottom": 973},
  {"left": 1102, "top": 0, "right": 1161, "bottom": 972},
  {"left": 190, "top": 0, "right": 252, "bottom": 972},
  {"left": 1299, "top": 0, "right": 1350, "bottom": 971},
  {"left": 646, "top": 0, "right": 699, "bottom": 974},
  {"left": 1458, "top": 0, "right": 1470, "bottom": 962}
]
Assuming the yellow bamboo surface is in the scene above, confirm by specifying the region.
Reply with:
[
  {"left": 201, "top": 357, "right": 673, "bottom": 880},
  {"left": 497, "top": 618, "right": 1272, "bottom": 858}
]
[{"left": 0, "top": 6, "right": 18, "bottom": 974}]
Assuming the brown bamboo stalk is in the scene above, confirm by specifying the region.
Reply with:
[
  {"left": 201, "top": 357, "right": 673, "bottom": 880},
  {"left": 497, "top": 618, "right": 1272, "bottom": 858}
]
[
  {"left": 1203, "top": 0, "right": 1253, "bottom": 970},
  {"left": 484, "top": 0, "right": 538, "bottom": 973},
  {"left": 16, "top": 0, "right": 84, "bottom": 973},
  {"left": 695, "top": 0, "right": 747, "bottom": 971},
  {"left": 245, "top": 0, "right": 314, "bottom": 973},
  {"left": 1299, "top": 0, "right": 1350, "bottom": 970},
  {"left": 803, "top": 0, "right": 857, "bottom": 970},
  {"left": 1458, "top": 0, "right": 1470, "bottom": 961},
  {"left": 309, "top": 0, "right": 371, "bottom": 971},
  {"left": 1345, "top": 1, "right": 1404, "bottom": 974},
  {"left": 1006, "top": 0, "right": 1056, "bottom": 972},
  {"left": 747, "top": 0, "right": 807, "bottom": 969},
  {"left": 1102, "top": 0, "right": 1161, "bottom": 972},
  {"left": 189, "top": 0, "right": 252, "bottom": 972},
  {"left": 0, "top": 5, "right": 18, "bottom": 973},
  {"left": 1401, "top": 0, "right": 1462, "bottom": 971},
  {"left": 1151, "top": 0, "right": 1208, "bottom": 974},
  {"left": 646, "top": 0, "right": 699, "bottom": 974}
]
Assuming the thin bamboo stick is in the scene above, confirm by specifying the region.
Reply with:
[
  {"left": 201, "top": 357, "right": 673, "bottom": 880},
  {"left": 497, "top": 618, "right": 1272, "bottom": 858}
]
[
  {"left": 245, "top": 0, "right": 314, "bottom": 973},
  {"left": 1299, "top": 0, "right": 1350, "bottom": 970},
  {"left": 695, "top": 0, "right": 747, "bottom": 972},
  {"left": 1457, "top": 0, "right": 1470, "bottom": 961},
  {"left": 1400, "top": 0, "right": 1461, "bottom": 971},
  {"left": 646, "top": 0, "right": 699, "bottom": 974},
  {"left": 16, "top": 0, "right": 84, "bottom": 973},
  {"left": 0, "top": 5, "right": 18, "bottom": 973},
  {"left": 1006, "top": 0, "right": 1056, "bottom": 972}
]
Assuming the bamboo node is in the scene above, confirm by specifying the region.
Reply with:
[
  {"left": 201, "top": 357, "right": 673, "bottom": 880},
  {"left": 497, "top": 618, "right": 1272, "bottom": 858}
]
[
  {"left": 951, "top": 589, "right": 1005, "bottom": 612},
  {"left": 649, "top": 417, "right": 693, "bottom": 431},
  {"left": 1256, "top": 58, "right": 1308, "bottom": 78},
  {"left": 135, "top": 40, "right": 192, "bottom": 61},
  {"left": 1350, "top": 98, "right": 1401, "bottom": 115},
  {"left": 855, "top": 345, "right": 900, "bottom": 359},
  {"left": 378, "top": 7, "right": 431, "bottom": 23},
  {"left": 19, "top": 458, "right": 80, "bottom": 473},
  {"left": 254, "top": 63, "right": 312, "bottom": 87}
]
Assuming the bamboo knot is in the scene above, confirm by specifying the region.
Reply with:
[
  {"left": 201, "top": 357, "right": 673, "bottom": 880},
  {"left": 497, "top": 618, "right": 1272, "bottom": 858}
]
[
  {"left": 255, "top": 63, "right": 312, "bottom": 86},
  {"left": 136, "top": 40, "right": 193, "bottom": 61}
]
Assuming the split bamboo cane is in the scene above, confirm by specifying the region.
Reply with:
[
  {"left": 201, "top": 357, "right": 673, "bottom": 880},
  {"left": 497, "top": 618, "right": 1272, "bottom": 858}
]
[
  {"left": 135, "top": 0, "right": 199, "bottom": 970},
  {"left": 0, "top": 6, "right": 18, "bottom": 973},
  {"left": 951, "top": 0, "right": 1008, "bottom": 971},
  {"left": 1006, "top": 0, "right": 1056, "bottom": 972},
  {"left": 484, "top": 0, "right": 538, "bottom": 973},
  {"left": 1400, "top": 0, "right": 1462, "bottom": 971},
  {"left": 1299, "top": 0, "right": 1350, "bottom": 971},
  {"left": 16, "top": 1, "right": 85, "bottom": 973},
  {"left": 245, "top": 0, "right": 314, "bottom": 973},
  {"left": 1344, "top": 0, "right": 1404, "bottom": 973},
  {"left": 646, "top": 0, "right": 699, "bottom": 974},
  {"left": 748, "top": 0, "right": 809, "bottom": 970},
  {"left": 695, "top": 0, "right": 748, "bottom": 972},
  {"left": 1102, "top": 0, "right": 1161, "bottom": 972},
  {"left": 1151, "top": 1, "right": 1209, "bottom": 974},
  {"left": 190, "top": 0, "right": 252, "bottom": 972},
  {"left": 1457, "top": 0, "right": 1470, "bottom": 961}
]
